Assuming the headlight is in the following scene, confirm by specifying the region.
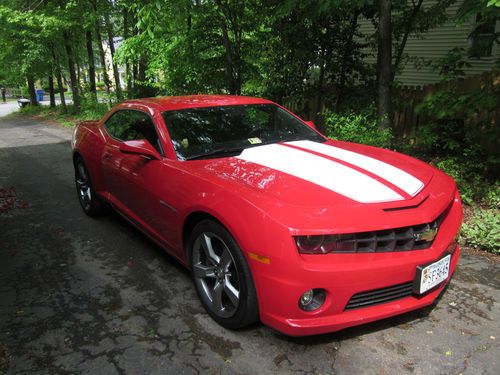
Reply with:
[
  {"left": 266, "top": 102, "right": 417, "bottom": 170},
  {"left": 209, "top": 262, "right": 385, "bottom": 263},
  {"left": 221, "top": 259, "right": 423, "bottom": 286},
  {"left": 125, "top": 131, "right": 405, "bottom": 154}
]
[{"left": 295, "top": 234, "right": 355, "bottom": 254}]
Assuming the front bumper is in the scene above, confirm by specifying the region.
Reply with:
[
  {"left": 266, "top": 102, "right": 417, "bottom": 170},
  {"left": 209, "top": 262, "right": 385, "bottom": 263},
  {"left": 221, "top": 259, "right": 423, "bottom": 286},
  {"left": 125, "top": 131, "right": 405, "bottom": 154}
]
[
  {"left": 260, "top": 245, "right": 460, "bottom": 336},
  {"left": 254, "top": 192, "right": 462, "bottom": 336}
]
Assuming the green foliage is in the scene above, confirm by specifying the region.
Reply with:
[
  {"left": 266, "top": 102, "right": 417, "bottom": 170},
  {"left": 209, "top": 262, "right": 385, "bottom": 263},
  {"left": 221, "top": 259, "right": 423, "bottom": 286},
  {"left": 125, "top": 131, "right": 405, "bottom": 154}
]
[
  {"left": 18, "top": 96, "right": 109, "bottom": 126},
  {"left": 430, "top": 48, "right": 471, "bottom": 81},
  {"left": 262, "top": 1, "right": 373, "bottom": 103},
  {"left": 415, "top": 90, "right": 498, "bottom": 119},
  {"left": 482, "top": 185, "right": 500, "bottom": 207},
  {"left": 461, "top": 208, "right": 500, "bottom": 254},
  {"left": 434, "top": 155, "right": 490, "bottom": 206},
  {"left": 77, "top": 97, "right": 109, "bottom": 120},
  {"left": 324, "top": 108, "right": 393, "bottom": 148}
]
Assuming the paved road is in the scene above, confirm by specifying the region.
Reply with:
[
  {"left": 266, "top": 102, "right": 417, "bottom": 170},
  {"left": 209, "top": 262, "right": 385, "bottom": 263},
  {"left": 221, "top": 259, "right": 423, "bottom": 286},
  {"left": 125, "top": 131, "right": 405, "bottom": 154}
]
[
  {"left": 0, "top": 99, "right": 73, "bottom": 118},
  {"left": 0, "top": 115, "right": 499, "bottom": 375},
  {"left": 0, "top": 102, "right": 19, "bottom": 118}
]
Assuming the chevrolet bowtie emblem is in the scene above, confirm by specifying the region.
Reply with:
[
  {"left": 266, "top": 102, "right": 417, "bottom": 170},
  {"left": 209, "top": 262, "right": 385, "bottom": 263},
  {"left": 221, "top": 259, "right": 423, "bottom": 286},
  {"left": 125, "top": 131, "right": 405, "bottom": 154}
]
[{"left": 414, "top": 227, "right": 438, "bottom": 242}]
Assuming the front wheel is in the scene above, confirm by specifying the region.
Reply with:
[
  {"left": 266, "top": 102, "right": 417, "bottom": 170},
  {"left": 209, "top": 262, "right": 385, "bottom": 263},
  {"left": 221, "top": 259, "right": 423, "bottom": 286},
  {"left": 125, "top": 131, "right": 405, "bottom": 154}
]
[
  {"left": 189, "top": 220, "right": 259, "bottom": 329},
  {"left": 74, "top": 158, "right": 106, "bottom": 217}
]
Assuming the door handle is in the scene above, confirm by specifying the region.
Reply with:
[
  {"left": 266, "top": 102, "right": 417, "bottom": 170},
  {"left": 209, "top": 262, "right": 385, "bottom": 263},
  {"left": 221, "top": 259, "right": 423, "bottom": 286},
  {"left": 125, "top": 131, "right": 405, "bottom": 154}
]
[{"left": 103, "top": 151, "right": 113, "bottom": 160}]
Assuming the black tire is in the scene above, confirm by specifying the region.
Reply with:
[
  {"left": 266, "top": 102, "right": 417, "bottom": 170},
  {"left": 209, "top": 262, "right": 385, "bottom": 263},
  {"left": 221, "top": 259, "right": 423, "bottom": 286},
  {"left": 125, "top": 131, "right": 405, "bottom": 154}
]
[
  {"left": 188, "top": 219, "right": 259, "bottom": 329},
  {"left": 74, "top": 158, "right": 106, "bottom": 217}
]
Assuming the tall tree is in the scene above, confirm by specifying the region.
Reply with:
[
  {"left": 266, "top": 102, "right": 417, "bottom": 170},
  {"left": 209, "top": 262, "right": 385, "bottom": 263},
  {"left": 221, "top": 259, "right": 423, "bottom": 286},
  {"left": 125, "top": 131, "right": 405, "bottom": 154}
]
[
  {"left": 63, "top": 31, "right": 81, "bottom": 113},
  {"left": 50, "top": 43, "right": 67, "bottom": 113},
  {"left": 105, "top": 11, "right": 123, "bottom": 99},
  {"left": 122, "top": 5, "right": 133, "bottom": 95},
  {"left": 393, "top": 0, "right": 424, "bottom": 76},
  {"left": 86, "top": 30, "right": 97, "bottom": 100},
  {"left": 90, "top": 0, "right": 112, "bottom": 95},
  {"left": 377, "top": 0, "right": 392, "bottom": 129},
  {"left": 27, "top": 75, "right": 37, "bottom": 105},
  {"left": 48, "top": 69, "right": 56, "bottom": 108}
]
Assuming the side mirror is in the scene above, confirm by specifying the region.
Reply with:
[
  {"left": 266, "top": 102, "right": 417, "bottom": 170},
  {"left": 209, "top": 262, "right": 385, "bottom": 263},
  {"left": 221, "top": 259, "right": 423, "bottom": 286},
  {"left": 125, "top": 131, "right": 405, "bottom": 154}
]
[
  {"left": 304, "top": 120, "right": 316, "bottom": 130},
  {"left": 119, "top": 139, "right": 160, "bottom": 160}
]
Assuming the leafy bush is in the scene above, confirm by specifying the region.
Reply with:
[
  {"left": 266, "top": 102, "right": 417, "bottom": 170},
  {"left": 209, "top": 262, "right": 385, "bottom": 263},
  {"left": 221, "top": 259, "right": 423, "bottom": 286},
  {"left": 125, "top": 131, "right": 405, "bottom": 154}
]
[
  {"left": 324, "top": 109, "right": 393, "bottom": 148},
  {"left": 18, "top": 97, "right": 110, "bottom": 127},
  {"left": 78, "top": 97, "right": 109, "bottom": 120},
  {"left": 482, "top": 185, "right": 500, "bottom": 208},
  {"left": 415, "top": 90, "right": 497, "bottom": 120},
  {"left": 461, "top": 208, "right": 500, "bottom": 254},
  {"left": 434, "top": 153, "right": 490, "bottom": 206}
]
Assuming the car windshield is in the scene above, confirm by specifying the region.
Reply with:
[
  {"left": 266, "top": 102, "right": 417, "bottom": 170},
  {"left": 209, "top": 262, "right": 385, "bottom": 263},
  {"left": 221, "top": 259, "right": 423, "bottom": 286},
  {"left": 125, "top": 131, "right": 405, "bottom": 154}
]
[{"left": 162, "top": 104, "right": 325, "bottom": 160}]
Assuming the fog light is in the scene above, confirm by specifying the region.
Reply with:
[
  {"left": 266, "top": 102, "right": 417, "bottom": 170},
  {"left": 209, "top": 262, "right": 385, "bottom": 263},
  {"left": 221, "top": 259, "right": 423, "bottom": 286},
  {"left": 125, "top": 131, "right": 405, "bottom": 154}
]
[
  {"left": 300, "top": 290, "right": 314, "bottom": 306},
  {"left": 298, "top": 288, "right": 326, "bottom": 311}
]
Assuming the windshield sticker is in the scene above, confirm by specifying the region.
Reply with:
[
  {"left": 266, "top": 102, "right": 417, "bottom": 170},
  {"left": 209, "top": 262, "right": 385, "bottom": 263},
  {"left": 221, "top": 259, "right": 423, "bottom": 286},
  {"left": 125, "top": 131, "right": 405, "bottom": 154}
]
[{"left": 248, "top": 137, "right": 262, "bottom": 145}]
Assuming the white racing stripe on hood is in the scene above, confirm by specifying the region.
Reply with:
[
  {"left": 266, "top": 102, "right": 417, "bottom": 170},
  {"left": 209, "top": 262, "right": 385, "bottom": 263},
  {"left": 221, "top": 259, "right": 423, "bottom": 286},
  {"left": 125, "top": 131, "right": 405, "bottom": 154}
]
[
  {"left": 237, "top": 144, "right": 404, "bottom": 203},
  {"left": 288, "top": 140, "right": 424, "bottom": 196}
]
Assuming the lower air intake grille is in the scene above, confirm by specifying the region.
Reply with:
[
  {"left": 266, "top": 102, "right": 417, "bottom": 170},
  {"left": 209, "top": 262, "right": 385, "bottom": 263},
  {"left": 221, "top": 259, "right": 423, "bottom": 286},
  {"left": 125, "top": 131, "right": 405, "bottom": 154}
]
[{"left": 345, "top": 282, "right": 414, "bottom": 310}]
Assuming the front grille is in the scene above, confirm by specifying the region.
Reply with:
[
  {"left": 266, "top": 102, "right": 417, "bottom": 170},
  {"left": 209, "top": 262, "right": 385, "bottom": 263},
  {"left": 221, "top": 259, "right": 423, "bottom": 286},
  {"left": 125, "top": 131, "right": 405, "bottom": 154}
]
[
  {"left": 330, "top": 208, "right": 449, "bottom": 253},
  {"left": 345, "top": 282, "right": 414, "bottom": 310}
]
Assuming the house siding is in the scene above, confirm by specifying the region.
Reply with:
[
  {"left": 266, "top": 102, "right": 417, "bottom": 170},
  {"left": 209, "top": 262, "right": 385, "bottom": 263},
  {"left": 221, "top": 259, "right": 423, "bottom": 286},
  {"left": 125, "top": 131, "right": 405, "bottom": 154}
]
[{"left": 358, "top": 0, "right": 499, "bottom": 87}]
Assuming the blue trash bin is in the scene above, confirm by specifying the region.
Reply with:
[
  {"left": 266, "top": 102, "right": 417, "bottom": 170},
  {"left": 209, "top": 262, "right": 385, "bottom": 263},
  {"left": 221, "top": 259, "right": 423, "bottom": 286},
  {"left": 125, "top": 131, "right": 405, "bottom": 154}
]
[{"left": 36, "top": 89, "right": 44, "bottom": 102}]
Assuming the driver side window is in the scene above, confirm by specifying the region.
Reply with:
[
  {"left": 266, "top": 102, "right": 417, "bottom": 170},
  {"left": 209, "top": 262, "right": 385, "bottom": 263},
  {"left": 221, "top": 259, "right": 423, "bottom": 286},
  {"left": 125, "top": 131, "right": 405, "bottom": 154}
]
[{"left": 104, "top": 110, "right": 163, "bottom": 155}]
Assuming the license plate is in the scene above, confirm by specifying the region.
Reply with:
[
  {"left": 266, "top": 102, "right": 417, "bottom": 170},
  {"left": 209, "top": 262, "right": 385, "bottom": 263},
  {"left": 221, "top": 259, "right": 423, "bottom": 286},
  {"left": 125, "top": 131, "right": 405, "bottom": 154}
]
[{"left": 414, "top": 254, "right": 451, "bottom": 294}]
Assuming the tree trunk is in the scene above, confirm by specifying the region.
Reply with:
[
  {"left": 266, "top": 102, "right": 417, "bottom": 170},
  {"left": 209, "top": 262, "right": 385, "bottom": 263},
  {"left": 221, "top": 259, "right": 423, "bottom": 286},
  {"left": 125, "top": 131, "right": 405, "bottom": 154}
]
[
  {"left": 91, "top": 1, "right": 112, "bottom": 96},
  {"left": 377, "top": 0, "right": 392, "bottom": 129},
  {"left": 105, "top": 13, "right": 123, "bottom": 100},
  {"left": 77, "top": 60, "right": 82, "bottom": 93},
  {"left": 63, "top": 31, "right": 81, "bottom": 113},
  {"left": 86, "top": 29, "right": 97, "bottom": 101},
  {"left": 215, "top": 0, "right": 238, "bottom": 94},
  {"left": 27, "top": 75, "right": 37, "bottom": 105},
  {"left": 123, "top": 6, "right": 133, "bottom": 96},
  {"left": 218, "top": 17, "right": 237, "bottom": 94},
  {"left": 393, "top": 0, "right": 424, "bottom": 78},
  {"left": 51, "top": 43, "right": 67, "bottom": 113},
  {"left": 315, "top": 50, "right": 326, "bottom": 122},
  {"left": 48, "top": 70, "right": 56, "bottom": 108},
  {"left": 335, "top": 10, "right": 360, "bottom": 111}
]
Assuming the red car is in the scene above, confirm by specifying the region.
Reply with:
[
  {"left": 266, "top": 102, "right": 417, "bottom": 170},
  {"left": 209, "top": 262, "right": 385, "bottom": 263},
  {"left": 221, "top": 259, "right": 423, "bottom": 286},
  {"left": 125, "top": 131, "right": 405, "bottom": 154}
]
[{"left": 72, "top": 95, "right": 462, "bottom": 336}]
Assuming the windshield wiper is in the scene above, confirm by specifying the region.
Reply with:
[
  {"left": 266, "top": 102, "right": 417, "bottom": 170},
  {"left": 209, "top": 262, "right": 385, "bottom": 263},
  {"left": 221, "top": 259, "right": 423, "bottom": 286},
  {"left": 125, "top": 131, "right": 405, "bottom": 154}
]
[{"left": 185, "top": 147, "right": 246, "bottom": 161}]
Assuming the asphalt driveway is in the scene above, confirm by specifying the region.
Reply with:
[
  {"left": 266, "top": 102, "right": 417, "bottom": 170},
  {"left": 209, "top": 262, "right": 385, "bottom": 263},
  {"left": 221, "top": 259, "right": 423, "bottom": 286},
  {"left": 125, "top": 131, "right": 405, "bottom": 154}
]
[{"left": 0, "top": 115, "right": 499, "bottom": 374}]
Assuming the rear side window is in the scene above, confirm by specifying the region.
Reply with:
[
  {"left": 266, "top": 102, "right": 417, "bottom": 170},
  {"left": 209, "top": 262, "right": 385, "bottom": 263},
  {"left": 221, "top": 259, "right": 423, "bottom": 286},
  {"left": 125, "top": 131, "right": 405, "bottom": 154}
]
[{"left": 104, "top": 110, "right": 163, "bottom": 154}]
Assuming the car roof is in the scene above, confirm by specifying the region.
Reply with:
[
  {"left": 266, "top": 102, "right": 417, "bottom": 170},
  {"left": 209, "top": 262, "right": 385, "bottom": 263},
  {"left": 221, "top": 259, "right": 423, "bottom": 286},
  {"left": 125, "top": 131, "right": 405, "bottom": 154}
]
[{"left": 121, "top": 95, "right": 275, "bottom": 112}]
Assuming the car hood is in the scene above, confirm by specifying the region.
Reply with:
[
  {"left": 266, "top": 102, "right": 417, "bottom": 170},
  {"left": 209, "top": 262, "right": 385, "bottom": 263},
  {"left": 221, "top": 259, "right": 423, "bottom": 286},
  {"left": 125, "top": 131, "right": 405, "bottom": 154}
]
[{"left": 182, "top": 140, "right": 454, "bottom": 232}]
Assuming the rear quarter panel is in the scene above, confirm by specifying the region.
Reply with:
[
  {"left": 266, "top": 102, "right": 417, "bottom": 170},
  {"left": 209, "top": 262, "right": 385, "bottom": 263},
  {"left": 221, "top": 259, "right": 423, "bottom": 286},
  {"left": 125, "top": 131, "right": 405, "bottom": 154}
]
[{"left": 72, "top": 120, "right": 107, "bottom": 193}]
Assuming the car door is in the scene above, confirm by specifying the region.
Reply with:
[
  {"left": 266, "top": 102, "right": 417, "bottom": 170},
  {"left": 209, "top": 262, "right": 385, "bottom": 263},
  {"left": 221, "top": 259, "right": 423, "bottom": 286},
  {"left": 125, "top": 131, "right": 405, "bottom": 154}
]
[{"left": 101, "top": 109, "right": 167, "bottom": 236}]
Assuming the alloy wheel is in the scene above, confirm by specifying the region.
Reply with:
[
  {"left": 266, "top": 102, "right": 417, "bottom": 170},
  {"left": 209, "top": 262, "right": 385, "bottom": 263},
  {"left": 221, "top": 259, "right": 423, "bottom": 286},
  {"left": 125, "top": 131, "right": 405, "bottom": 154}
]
[
  {"left": 192, "top": 232, "right": 240, "bottom": 318},
  {"left": 76, "top": 162, "right": 92, "bottom": 211}
]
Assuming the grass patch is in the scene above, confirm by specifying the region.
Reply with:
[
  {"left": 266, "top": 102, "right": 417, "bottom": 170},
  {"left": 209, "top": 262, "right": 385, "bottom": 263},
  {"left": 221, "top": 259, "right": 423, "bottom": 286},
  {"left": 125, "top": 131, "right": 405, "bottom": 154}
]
[{"left": 19, "top": 100, "right": 109, "bottom": 127}]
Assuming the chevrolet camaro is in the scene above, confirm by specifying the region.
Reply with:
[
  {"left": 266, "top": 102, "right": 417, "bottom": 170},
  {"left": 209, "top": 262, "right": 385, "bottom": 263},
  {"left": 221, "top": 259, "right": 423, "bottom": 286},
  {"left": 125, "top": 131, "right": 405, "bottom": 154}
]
[{"left": 71, "top": 95, "right": 462, "bottom": 336}]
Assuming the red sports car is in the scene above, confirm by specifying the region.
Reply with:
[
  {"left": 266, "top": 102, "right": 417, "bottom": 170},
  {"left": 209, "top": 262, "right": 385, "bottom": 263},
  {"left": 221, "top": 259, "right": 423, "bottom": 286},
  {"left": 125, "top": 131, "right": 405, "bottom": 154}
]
[{"left": 72, "top": 95, "right": 462, "bottom": 336}]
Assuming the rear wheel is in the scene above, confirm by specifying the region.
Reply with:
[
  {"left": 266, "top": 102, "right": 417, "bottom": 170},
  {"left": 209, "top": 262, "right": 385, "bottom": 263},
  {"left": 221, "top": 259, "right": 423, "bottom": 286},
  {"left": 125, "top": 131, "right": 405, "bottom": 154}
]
[
  {"left": 189, "top": 220, "right": 259, "bottom": 329},
  {"left": 74, "top": 158, "right": 106, "bottom": 217}
]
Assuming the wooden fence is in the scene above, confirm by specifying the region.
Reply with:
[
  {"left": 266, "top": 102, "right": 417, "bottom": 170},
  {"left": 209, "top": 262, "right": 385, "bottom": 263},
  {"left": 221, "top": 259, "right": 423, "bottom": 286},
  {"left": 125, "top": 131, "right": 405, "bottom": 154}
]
[
  {"left": 282, "top": 70, "right": 499, "bottom": 140},
  {"left": 393, "top": 70, "right": 500, "bottom": 138}
]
